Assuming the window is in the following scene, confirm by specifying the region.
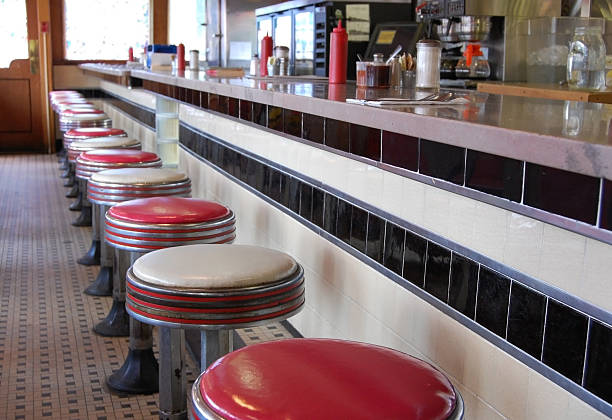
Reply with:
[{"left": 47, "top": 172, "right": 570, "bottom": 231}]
[
  {"left": 168, "top": 0, "right": 206, "bottom": 55},
  {"left": 63, "top": 0, "right": 149, "bottom": 61},
  {"left": 1, "top": 0, "right": 29, "bottom": 68}
]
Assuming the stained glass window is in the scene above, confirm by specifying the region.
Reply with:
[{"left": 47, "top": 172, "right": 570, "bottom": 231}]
[
  {"left": 64, "top": 0, "right": 149, "bottom": 60},
  {"left": 0, "top": 0, "right": 29, "bottom": 68}
]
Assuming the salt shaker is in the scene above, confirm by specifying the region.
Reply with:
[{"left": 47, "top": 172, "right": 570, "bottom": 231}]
[
  {"left": 189, "top": 50, "right": 199, "bottom": 71},
  {"left": 250, "top": 54, "right": 260, "bottom": 76},
  {"left": 416, "top": 39, "right": 441, "bottom": 89}
]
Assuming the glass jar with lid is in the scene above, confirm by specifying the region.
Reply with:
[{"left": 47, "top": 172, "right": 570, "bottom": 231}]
[
  {"left": 567, "top": 26, "right": 606, "bottom": 90},
  {"left": 365, "top": 53, "right": 390, "bottom": 88},
  {"left": 416, "top": 39, "right": 441, "bottom": 88}
]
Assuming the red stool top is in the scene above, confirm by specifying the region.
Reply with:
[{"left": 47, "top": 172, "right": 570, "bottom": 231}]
[
  {"left": 62, "top": 109, "right": 104, "bottom": 115},
  {"left": 198, "top": 339, "right": 457, "bottom": 420},
  {"left": 66, "top": 127, "right": 126, "bottom": 138},
  {"left": 81, "top": 149, "right": 159, "bottom": 164},
  {"left": 108, "top": 197, "right": 230, "bottom": 224}
]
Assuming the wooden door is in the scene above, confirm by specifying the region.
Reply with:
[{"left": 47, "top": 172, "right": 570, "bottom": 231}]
[{"left": 0, "top": 0, "right": 45, "bottom": 152}]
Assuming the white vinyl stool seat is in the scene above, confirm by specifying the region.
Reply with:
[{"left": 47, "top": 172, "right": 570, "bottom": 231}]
[{"left": 68, "top": 137, "right": 141, "bottom": 165}]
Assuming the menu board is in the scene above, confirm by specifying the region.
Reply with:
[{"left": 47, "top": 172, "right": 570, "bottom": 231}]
[{"left": 346, "top": 4, "right": 370, "bottom": 42}]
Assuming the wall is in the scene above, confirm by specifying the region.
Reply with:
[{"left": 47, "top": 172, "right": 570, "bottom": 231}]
[{"left": 53, "top": 65, "right": 100, "bottom": 89}]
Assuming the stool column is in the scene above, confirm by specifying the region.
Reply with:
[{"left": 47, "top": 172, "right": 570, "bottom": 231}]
[
  {"left": 77, "top": 202, "right": 100, "bottom": 265},
  {"left": 73, "top": 180, "right": 92, "bottom": 227},
  {"left": 85, "top": 204, "right": 113, "bottom": 296},
  {"left": 200, "top": 330, "right": 233, "bottom": 371},
  {"left": 159, "top": 327, "right": 186, "bottom": 420},
  {"left": 69, "top": 177, "right": 83, "bottom": 211},
  {"left": 107, "top": 251, "right": 159, "bottom": 394},
  {"left": 65, "top": 166, "right": 79, "bottom": 197},
  {"left": 94, "top": 248, "right": 130, "bottom": 336}
]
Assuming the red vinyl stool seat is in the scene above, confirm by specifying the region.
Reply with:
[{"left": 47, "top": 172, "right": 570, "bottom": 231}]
[
  {"left": 85, "top": 168, "right": 191, "bottom": 298},
  {"left": 98, "top": 197, "right": 235, "bottom": 396},
  {"left": 76, "top": 150, "right": 161, "bottom": 179},
  {"left": 126, "top": 244, "right": 304, "bottom": 419},
  {"left": 192, "top": 339, "right": 464, "bottom": 420}
]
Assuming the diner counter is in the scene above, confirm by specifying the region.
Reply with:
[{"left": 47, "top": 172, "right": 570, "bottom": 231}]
[
  {"left": 80, "top": 63, "right": 612, "bottom": 420},
  {"left": 123, "top": 67, "right": 612, "bottom": 180}
]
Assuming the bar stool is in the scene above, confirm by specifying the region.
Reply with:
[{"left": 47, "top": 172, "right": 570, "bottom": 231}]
[
  {"left": 72, "top": 150, "right": 162, "bottom": 268},
  {"left": 101, "top": 197, "right": 234, "bottom": 395},
  {"left": 85, "top": 168, "right": 192, "bottom": 296},
  {"left": 57, "top": 109, "right": 112, "bottom": 189},
  {"left": 68, "top": 137, "right": 141, "bottom": 228},
  {"left": 57, "top": 106, "right": 101, "bottom": 177},
  {"left": 126, "top": 244, "right": 305, "bottom": 419},
  {"left": 61, "top": 127, "right": 126, "bottom": 186},
  {"left": 58, "top": 108, "right": 111, "bottom": 132},
  {"left": 192, "top": 338, "right": 464, "bottom": 420}
]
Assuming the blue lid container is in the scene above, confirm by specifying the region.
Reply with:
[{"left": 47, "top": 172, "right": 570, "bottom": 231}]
[{"left": 147, "top": 44, "right": 177, "bottom": 53}]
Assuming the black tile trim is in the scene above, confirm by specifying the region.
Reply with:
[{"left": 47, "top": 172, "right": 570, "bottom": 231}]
[
  {"left": 179, "top": 123, "right": 612, "bottom": 417},
  {"left": 100, "top": 90, "right": 156, "bottom": 130}
]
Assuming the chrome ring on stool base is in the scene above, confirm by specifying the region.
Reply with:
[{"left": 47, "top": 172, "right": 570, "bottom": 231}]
[
  {"left": 102, "top": 197, "right": 233, "bottom": 395},
  {"left": 126, "top": 244, "right": 305, "bottom": 419},
  {"left": 85, "top": 168, "right": 189, "bottom": 297},
  {"left": 190, "top": 339, "right": 464, "bottom": 420}
]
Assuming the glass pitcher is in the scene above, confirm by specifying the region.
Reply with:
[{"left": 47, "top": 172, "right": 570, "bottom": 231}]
[{"left": 567, "top": 26, "right": 606, "bottom": 90}]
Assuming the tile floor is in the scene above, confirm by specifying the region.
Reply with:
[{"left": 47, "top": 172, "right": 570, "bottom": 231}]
[{"left": 0, "top": 154, "right": 295, "bottom": 420}]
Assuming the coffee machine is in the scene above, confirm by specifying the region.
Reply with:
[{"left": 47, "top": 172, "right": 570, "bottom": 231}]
[{"left": 416, "top": 0, "right": 562, "bottom": 83}]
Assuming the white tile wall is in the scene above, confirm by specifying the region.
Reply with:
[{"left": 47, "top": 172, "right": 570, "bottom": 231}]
[
  {"left": 179, "top": 148, "right": 609, "bottom": 420},
  {"left": 175, "top": 105, "right": 612, "bottom": 313}
]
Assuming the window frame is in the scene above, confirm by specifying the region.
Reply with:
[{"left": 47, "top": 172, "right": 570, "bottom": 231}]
[{"left": 51, "top": 0, "right": 166, "bottom": 65}]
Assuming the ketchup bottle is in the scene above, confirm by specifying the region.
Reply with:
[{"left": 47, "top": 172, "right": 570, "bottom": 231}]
[
  {"left": 128, "top": 47, "right": 134, "bottom": 62},
  {"left": 260, "top": 33, "right": 273, "bottom": 76},
  {"left": 329, "top": 20, "right": 348, "bottom": 84},
  {"left": 177, "top": 43, "right": 186, "bottom": 72}
]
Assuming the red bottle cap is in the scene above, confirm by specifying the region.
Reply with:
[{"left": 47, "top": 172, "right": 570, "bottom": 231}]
[{"left": 333, "top": 20, "right": 346, "bottom": 34}]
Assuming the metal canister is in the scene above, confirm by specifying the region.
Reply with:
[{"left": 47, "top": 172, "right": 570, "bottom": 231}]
[
  {"left": 390, "top": 56, "right": 402, "bottom": 88},
  {"left": 279, "top": 57, "right": 289, "bottom": 76}
]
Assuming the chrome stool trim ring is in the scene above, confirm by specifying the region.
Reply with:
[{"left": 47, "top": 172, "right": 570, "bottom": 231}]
[
  {"left": 126, "top": 297, "right": 305, "bottom": 330},
  {"left": 126, "top": 264, "right": 304, "bottom": 298},
  {"left": 105, "top": 211, "right": 235, "bottom": 233}
]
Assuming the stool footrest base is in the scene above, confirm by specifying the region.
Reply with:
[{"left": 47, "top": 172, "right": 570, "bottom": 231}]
[
  {"left": 69, "top": 193, "right": 83, "bottom": 211},
  {"left": 94, "top": 300, "right": 129, "bottom": 337},
  {"left": 65, "top": 183, "right": 79, "bottom": 198},
  {"left": 60, "top": 168, "right": 71, "bottom": 179},
  {"left": 72, "top": 207, "right": 92, "bottom": 227},
  {"left": 77, "top": 239, "right": 100, "bottom": 265},
  {"left": 85, "top": 266, "right": 113, "bottom": 296},
  {"left": 107, "top": 348, "right": 159, "bottom": 395}
]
